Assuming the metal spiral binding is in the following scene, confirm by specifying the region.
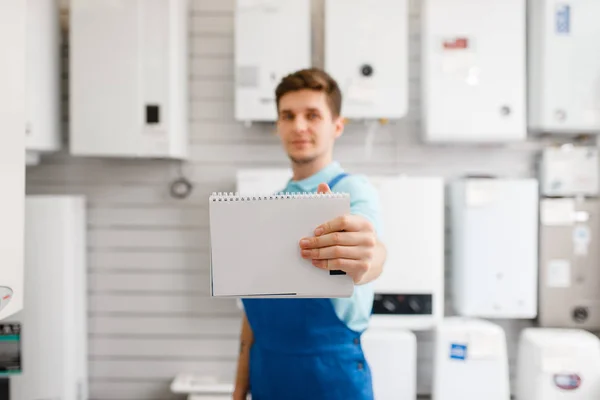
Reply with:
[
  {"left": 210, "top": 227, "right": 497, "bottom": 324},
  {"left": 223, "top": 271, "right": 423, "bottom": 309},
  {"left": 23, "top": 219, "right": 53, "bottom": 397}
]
[{"left": 209, "top": 192, "right": 350, "bottom": 202}]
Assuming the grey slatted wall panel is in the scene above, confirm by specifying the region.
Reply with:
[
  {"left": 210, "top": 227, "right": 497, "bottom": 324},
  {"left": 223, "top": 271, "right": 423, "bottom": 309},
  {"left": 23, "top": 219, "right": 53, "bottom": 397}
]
[{"left": 26, "top": 0, "right": 566, "bottom": 398}]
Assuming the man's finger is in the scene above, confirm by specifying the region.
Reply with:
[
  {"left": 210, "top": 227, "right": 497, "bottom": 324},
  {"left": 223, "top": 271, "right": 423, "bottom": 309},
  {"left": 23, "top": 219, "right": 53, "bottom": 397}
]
[
  {"left": 317, "top": 183, "right": 331, "bottom": 194},
  {"left": 315, "top": 214, "right": 370, "bottom": 236},
  {"left": 301, "top": 245, "right": 368, "bottom": 261},
  {"left": 299, "top": 231, "right": 373, "bottom": 249}
]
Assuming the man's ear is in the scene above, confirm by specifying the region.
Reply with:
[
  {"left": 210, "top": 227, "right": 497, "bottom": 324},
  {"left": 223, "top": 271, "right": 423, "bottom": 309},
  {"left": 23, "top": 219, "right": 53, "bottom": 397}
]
[{"left": 333, "top": 115, "right": 345, "bottom": 139}]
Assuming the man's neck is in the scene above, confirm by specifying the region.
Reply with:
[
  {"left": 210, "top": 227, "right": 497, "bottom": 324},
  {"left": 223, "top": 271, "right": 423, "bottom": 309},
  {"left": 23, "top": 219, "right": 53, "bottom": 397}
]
[{"left": 291, "top": 156, "right": 332, "bottom": 181}]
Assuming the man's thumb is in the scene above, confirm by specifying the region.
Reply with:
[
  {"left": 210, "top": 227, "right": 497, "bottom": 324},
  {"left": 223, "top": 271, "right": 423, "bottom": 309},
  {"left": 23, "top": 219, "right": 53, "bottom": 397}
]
[{"left": 317, "top": 183, "right": 332, "bottom": 194}]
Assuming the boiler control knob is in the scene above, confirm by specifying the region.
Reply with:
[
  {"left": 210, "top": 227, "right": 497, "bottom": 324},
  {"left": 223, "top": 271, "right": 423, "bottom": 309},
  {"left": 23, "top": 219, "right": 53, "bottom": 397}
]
[
  {"left": 360, "top": 64, "right": 374, "bottom": 77},
  {"left": 408, "top": 297, "right": 422, "bottom": 313},
  {"left": 383, "top": 299, "right": 396, "bottom": 312}
]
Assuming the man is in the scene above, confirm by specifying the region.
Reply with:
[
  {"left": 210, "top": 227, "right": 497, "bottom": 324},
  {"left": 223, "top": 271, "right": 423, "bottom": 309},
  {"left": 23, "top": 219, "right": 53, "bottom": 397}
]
[{"left": 233, "top": 68, "right": 386, "bottom": 400}]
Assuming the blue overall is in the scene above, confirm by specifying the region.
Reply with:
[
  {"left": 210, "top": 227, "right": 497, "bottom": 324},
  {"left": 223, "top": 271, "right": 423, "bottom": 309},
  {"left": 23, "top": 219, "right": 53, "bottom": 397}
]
[{"left": 241, "top": 173, "right": 374, "bottom": 400}]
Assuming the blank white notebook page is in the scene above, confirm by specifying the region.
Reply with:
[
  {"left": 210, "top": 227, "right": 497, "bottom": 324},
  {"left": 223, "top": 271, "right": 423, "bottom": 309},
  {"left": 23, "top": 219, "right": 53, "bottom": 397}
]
[{"left": 209, "top": 192, "right": 354, "bottom": 298}]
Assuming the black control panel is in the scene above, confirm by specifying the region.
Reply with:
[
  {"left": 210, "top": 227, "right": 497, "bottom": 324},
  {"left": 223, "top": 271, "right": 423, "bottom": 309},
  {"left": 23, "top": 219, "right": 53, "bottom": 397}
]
[{"left": 372, "top": 293, "right": 433, "bottom": 315}]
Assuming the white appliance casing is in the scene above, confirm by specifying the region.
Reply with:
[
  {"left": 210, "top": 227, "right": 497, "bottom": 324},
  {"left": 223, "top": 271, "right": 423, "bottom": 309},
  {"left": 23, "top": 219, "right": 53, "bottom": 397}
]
[
  {"left": 70, "top": 0, "right": 189, "bottom": 159},
  {"left": 0, "top": 0, "right": 26, "bottom": 321},
  {"left": 362, "top": 328, "right": 417, "bottom": 400},
  {"left": 9, "top": 196, "right": 88, "bottom": 400},
  {"left": 324, "top": 0, "right": 408, "bottom": 119},
  {"left": 26, "top": 0, "right": 61, "bottom": 162},
  {"left": 432, "top": 317, "right": 511, "bottom": 400},
  {"left": 528, "top": 0, "right": 600, "bottom": 134},
  {"left": 516, "top": 328, "right": 600, "bottom": 400},
  {"left": 450, "top": 178, "right": 539, "bottom": 318},
  {"left": 235, "top": 168, "right": 292, "bottom": 195},
  {"left": 539, "top": 145, "right": 599, "bottom": 197},
  {"left": 369, "top": 176, "right": 445, "bottom": 330},
  {"left": 234, "top": 0, "right": 311, "bottom": 122},
  {"left": 171, "top": 372, "right": 234, "bottom": 400},
  {"left": 422, "top": 0, "right": 527, "bottom": 142}
]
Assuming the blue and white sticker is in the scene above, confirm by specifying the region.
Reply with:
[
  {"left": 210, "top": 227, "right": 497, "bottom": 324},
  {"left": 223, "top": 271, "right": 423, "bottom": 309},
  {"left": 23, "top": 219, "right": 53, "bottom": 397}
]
[
  {"left": 555, "top": 4, "right": 571, "bottom": 34},
  {"left": 450, "top": 343, "right": 467, "bottom": 360}
]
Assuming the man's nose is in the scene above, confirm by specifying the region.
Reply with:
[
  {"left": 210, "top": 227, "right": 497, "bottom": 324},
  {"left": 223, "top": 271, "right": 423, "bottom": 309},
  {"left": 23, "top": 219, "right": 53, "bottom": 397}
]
[{"left": 293, "top": 116, "right": 308, "bottom": 132}]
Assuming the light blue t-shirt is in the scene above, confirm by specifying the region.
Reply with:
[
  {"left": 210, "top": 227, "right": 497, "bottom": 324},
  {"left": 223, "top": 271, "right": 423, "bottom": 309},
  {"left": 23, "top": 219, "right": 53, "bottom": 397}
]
[{"left": 281, "top": 161, "right": 384, "bottom": 332}]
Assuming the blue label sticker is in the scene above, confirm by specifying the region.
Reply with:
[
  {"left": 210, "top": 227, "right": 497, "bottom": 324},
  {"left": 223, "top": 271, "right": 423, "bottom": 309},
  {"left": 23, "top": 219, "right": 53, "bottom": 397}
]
[
  {"left": 450, "top": 343, "right": 467, "bottom": 360},
  {"left": 556, "top": 4, "right": 570, "bottom": 34}
]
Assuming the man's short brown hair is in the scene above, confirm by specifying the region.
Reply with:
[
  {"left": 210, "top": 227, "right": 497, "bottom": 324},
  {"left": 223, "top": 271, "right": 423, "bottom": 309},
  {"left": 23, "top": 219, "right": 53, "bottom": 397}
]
[{"left": 275, "top": 68, "right": 342, "bottom": 118}]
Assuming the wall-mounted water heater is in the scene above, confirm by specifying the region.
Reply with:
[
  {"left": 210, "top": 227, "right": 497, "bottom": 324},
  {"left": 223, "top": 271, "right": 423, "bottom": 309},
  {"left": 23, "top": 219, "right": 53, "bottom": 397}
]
[
  {"left": 234, "top": 0, "right": 311, "bottom": 122},
  {"left": 0, "top": 0, "right": 25, "bottom": 321},
  {"left": 9, "top": 196, "right": 88, "bottom": 400},
  {"left": 361, "top": 329, "right": 417, "bottom": 400},
  {"left": 528, "top": 0, "right": 600, "bottom": 134},
  {"left": 368, "top": 176, "right": 445, "bottom": 330},
  {"left": 516, "top": 328, "right": 600, "bottom": 400},
  {"left": 539, "top": 145, "right": 599, "bottom": 197},
  {"left": 26, "top": 0, "right": 61, "bottom": 165},
  {"left": 432, "top": 318, "right": 511, "bottom": 400},
  {"left": 422, "top": 0, "right": 527, "bottom": 142},
  {"left": 324, "top": 0, "right": 408, "bottom": 120},
  {"left": 450, "top": 177, "right": 539, "bottom": 319},
  {"left": 538, "top": 198, "right": 600, "bottom": 330},
  {"left": 236, "top": 168, "right": 292, "bottom": 194},
  {"left": 70, "top": 0, "right": 189, "bottom": 159}
]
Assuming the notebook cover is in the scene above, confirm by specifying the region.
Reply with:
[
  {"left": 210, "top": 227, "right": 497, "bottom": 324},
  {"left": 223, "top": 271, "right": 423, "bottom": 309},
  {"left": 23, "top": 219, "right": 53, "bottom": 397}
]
[{"left": 208, "top": 192, "right": 354, "bottom": 298}]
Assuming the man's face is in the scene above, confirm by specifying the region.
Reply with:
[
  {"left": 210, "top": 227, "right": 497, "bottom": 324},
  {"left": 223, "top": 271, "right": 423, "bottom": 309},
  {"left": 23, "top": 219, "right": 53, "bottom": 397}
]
[{"left": 276, "top": 89, "right": 343, "bottom": 165}]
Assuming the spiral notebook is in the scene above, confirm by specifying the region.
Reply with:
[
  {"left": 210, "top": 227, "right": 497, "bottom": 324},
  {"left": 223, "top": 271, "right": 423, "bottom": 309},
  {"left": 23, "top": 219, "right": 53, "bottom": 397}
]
[{"left": 208, "top": 191, "right": 354, "bottom": 298}]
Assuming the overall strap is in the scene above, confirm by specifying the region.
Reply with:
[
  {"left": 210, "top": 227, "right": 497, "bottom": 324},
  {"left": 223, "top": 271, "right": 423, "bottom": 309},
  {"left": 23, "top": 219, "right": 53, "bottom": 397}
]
[
  {"left": 327, "top": 172, "right": 350, "bottom": 190},
  {"left": 277, "top": 173, "right": 350, "bottom": 194}
]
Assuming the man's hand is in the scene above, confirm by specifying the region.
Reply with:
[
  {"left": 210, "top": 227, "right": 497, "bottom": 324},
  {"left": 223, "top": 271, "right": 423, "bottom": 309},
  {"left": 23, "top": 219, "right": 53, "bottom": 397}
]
[{"left": 299, "top": 182, "right": 378, "bottom": 284}]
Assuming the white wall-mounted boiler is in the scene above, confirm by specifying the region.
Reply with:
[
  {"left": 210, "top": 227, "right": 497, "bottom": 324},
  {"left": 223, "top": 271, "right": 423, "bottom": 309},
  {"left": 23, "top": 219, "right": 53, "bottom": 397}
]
[
  {"left": 70, "top": 0, "right": 189, "bottom": 159},
  {"left": 369, "top": 176, "right": 445, "bottom": 330},
  {"left": 0, "top": 0, "right": 26, "bottom": 321},
  {"left": 539, "top": 145, "right": 599, "bottom": 197},
  {"left": 9, "top": 196, "right": 88, "bottom": 400},
  {"left": 236, "top": 168, "right": 292, "bottom": 195},
  {"left": 516, "top": 328, "right": 600, "bottom": 400},
  {"left": 234, "top": 0, "right": 311, "bottom": 122},
  {"left": 528, "top": 0, "right": 600, "bottom": 134},
  {"left": 421, "top": 0, "right": 527, "bottom": 142},
  {"left": 324, "top": 0, "right": 408, "bottom": 120},
  {"left": 450, "top": 177, "right": 539, "bottom": 319},
  {"left": 361, "top": 328, "right": 417, "bottom": 400},
  {"left": 432, "top": 318, "right": 511, "bottom": 400},
  {"left": 538, "top": 198, "right": 600, "bottom": 330},
  {"left": 26, "top": 0, "right": 61, "bottom": 165}
]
